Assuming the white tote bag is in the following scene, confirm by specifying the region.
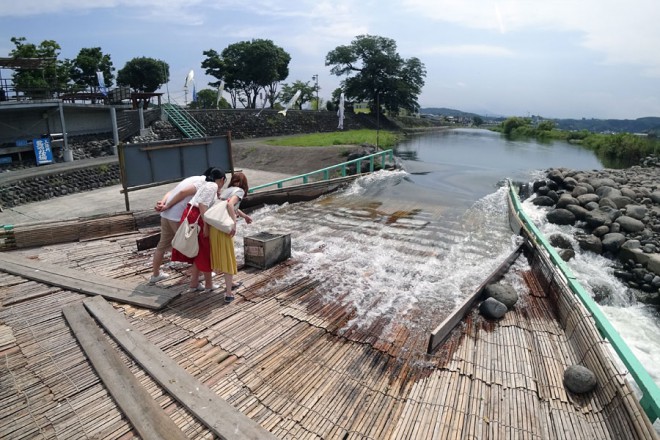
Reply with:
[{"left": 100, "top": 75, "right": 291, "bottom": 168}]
[
  {"left": 171, "top": 216, "right": 200, "bottom": 257},
  {"left": 203, "top": 200, "right": 234, "bottom": 233}
]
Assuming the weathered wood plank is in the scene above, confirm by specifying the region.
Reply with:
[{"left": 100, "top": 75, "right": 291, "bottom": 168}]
[
  {"left": 0, "top": 251, "right": 178, "bottom": 309},
  {"left": 82, "top": 296, "right": 278, "bottom": 440},
  {"left": 62, "top": 302, "right": 187, "bottom": 440}
]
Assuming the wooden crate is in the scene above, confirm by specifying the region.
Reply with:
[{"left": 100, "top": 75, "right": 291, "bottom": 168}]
[{"left": 243, "top": 232, "right": 291, "bottom": 269}]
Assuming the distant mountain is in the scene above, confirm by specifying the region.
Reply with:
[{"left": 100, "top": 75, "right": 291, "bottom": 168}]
[
  {"left": 421, "top": 107, "right": 660, "bottom": 134},
  {"left": 553, "top": 117, "right": 660, "bottom": 134},
  {"left": 420, "top": 107, "right": 486, "bottom": 118}
]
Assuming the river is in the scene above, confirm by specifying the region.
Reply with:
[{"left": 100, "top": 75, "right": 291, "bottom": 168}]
[{"left": 236, "top": 127, "right": 660, "bottom": 399}]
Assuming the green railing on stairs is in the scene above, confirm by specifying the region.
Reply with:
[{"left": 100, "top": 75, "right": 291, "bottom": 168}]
[
  {"left": 248, "top": 149, "right": 395, "bottom": 193},
  {"left": 508, "top": 181, "right": 660, "bottom": 424},
  {"left": 162, "top": 104, "right": 206, "bottom": 139}
]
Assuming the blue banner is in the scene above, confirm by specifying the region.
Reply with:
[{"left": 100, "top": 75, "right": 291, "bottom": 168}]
[{"left": 33, "top": 138, "right": 53, "bottom": 165}]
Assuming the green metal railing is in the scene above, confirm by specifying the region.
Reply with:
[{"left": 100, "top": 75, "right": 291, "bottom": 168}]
[
  {"left": 248, "top": 149, "right": 395, "bottom": 193},
  {"left": 508, "top": 182, "right": 660, "bottom": 423},
  {"left": 162, "top": 103, "right": 206, "bottom": 138}
]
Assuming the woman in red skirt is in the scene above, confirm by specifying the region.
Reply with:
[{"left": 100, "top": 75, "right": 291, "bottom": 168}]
[{"left": 170, "top": 168, "right": 226, "bottom": 292}]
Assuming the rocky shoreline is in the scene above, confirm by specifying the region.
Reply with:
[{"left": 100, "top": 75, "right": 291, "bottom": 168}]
[{"left": 528, "top": 156, "right": 660, "bottom": 305}]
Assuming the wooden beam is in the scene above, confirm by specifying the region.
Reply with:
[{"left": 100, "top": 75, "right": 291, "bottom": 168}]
[
  {"left": 83, "top": 296, "right": 278, "bottom": 440},
  {"left": 0, "top": 252, "right": 179, "bottom": 309},
  {"left": 62, "top": 303, "right": 188, "bottom": 440},
  {"left": 427, "top": 243, "right": 525, "bottom": 354}
]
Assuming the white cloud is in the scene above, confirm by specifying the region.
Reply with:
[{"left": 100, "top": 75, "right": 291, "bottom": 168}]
[
  {"left": 402, "top": 0, "right": 660, "bottom": 75},
  {"left": 420, "top": 44, "right": 515, "bottom": 57}
]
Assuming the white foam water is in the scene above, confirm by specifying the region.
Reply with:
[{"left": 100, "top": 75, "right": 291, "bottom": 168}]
[
  {"left": 522, "top": 197, "right": 660, "bottom": 394},
  {"left": 236, "top": 172, "right": 517, "bottom": 333}
]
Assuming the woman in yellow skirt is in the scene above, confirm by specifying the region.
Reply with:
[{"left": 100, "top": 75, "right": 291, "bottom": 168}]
[{"left": 210, "top": 172, "right": 251, "bottom": 302}]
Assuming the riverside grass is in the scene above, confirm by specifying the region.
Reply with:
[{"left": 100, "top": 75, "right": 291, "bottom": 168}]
[{"left": 265, "top": 129, "right": 401, "bottom": 150}]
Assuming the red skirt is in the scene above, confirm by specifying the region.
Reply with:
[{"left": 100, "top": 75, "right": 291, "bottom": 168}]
[{"left": 171, "top": 205, "right": 212, "bottom": 272}]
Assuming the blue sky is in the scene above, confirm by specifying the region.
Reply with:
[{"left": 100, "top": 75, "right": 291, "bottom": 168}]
[{"left": 1, "top": 0, "right": 659, "bottom": 120}]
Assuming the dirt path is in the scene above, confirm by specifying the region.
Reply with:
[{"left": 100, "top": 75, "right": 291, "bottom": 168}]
[{"left": 232, "top": 140, "right": 364, "bottom": 175}]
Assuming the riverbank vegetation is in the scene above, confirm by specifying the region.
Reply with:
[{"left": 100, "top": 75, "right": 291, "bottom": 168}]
[
  {"left": 265, "top": 129, "right": 402, "bottom": 149},
  {"left": 493, "top": 117, "right": 660, "bottom": 167}
]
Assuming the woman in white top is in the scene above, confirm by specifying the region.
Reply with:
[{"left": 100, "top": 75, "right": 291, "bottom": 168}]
[
  {"left": 169, "top": 168, "right": 226, "bottom": 292},
  {"left": 210, "top": 172, "right": 251, "bottom": 302},
  {"left": 148, "top": 168, "right": 212, "bottom": 284}
]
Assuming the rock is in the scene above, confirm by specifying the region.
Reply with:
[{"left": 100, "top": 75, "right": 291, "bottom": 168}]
[
  {"left": 577, "top": 193, "right": 600, "bottom": 206},
  {"left": 564, "top": 204, "right": 589, "bottom": 220},
  {"left": 479, "top": 297, "right": 508, "bottom": 319},
  {"left": 484, "top": 283, "right": 519, "bottom": 309},
  {"left": 625, "top": 204, "right": 648, "bottom": 220},
  {"left": 584, "top": 210, "right": 611, "bottom": 228},
  {"left": 615, "top": 216, "right": 645, "bottom": 233},
  {"left": 556, "top": 194, "right": 579, "bottom": 208},
  {"left": 532, "top": 196, "right": 556, "bottom": 207},
  {"left": 549, "top": 233, "right": 573, "bottom": 250},
  {"left": 601, "top": 233, "right": 627, "bottom": 253},
  {"left": 564, "top": 365, "right": 597, "bottom": 394},
  {"left": 558, "top": 248, "right": 575, "bottom": 261},
  {"left": 547, "top": 208, "right": 576, "bottom": 225},
  {"left": 577, "top": 234, "right": 603, "bottom": 254}
]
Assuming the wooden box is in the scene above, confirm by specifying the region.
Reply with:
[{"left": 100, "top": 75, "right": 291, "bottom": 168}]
[{"left": 244, "top": 232, "right": 291, "bottom": 269}]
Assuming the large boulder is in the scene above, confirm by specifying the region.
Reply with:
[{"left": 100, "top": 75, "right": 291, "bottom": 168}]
[
  {"left": 615, "top": 215, "right": 645, "bottom": 233},
  {"left": 479, "top": 297, "right": 508, "bottom": 319},
  {"left": 577, "top": 234, "right": 603, "bottom": 254},
  {"left": 484, "top": 283, "right": 519, "bottom": 309},
  {"left": 564, "top": 365, "right": 597, "bottom": 394},
  {"left": 547, "top": 208, "right": 576, "bottom": 225},
  {"left": 601, "top": 233, "right": 627, "bottom": 253}
]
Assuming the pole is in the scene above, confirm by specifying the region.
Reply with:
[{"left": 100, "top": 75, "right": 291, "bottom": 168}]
[{"left": 376, "top": 92, "right": 380, "bottom": 149}]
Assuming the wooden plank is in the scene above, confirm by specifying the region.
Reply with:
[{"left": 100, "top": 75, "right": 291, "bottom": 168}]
[
  {"left": 82, "top": 296, "right": 277, "bottom": 440},
  {"left": 136, "top": 233, "right": 161, "bottom": 251},
  {"left": 427, "top": 243, "right": 524, "bottom": 353},
  {"left": 61, "top": 302, "right": 187, "bottom": 440},
  {"left": 0, "top": 252, "right": 178, "bottom": 310}
]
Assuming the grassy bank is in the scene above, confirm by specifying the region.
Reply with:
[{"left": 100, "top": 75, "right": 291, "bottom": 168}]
[
  {"left": 493, "top": 117, "right": 660, "bottom": 167},
  {"left": 265, "top": 129, "right": 402, "bottom": 149}
]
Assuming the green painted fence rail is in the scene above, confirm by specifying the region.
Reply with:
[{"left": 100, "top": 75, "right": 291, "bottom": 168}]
[
  {"left": 508, "top": 181, "right": 660, "bottom": 423},
  {"left": 248, "top": 150, "right": 395, "bottom": 193}
]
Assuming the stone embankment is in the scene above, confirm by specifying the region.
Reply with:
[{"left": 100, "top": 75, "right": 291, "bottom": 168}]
[{"left": 530, "top": 156, "right": 660, "bottom": 304}]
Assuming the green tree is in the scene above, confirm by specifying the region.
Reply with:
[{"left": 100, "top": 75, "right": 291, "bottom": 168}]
[
  {"left": 537, "top": 120, "right": 555, "bottom": 131},
  {"left": 473, "top": 116, "right": 484, "bottom": 127},
  {"left": 501, "top": 117, "right": 531, "bottom": 135},
  {"left": 325, "top": 35, "right": 426, "bottom": 114},
  {"left": 69, "top": 47, "right": 114, "bottom": 93},
  {"left": 279, "top": 80, "right": 316, "bottom": 110},
  {"left": 9, "top": 37, "right": 70, "bottom": 98},
  {"left": 188, "top": 88, "right": 230, "bottom": 109},
  {"left": 202, "top": 39, "right": 290, "bottom": 109},
  {"left": 116, "top": 57, "right": 169, "bottom": 92}
]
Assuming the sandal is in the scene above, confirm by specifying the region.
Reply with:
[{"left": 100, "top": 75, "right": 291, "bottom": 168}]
[
  {"left": 232, "top": 281, "right": 243, "bottom": 291},
  {"left": 224, "top": 295, "right": 235, "bottom": 303},
  {"left": 186, "top": 284, "right": 204, "bottom": 293}
]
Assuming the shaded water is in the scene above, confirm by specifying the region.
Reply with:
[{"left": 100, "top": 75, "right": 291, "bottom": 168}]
[{"left": 238, "top": 128, "right": 660, "bottom": 388}]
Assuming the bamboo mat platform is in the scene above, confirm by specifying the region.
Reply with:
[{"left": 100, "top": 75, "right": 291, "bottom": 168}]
[{"left": 0, "top": 230, "right": 657, "bottom": 439}]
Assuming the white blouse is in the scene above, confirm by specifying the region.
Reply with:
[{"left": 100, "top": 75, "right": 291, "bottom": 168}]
[{"left": 189, "top": 181, "right": 218, "bottom": 208}]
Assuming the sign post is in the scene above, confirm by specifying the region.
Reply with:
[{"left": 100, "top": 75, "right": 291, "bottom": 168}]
[{"left": 33, "top": 137, "right": 53, "bottom": 165}]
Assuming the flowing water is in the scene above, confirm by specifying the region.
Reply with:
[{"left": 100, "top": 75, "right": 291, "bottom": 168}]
[{"left": 237, "top": 128, "right": 660, "bottom": 392}]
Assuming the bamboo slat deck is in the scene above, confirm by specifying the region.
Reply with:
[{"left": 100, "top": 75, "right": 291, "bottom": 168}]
[{"left": 1, "top": 229, "right": 658, "bottom": 439}]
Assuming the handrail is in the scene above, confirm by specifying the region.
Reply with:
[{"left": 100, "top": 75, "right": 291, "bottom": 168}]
[
  {"left": 508, "top": 181, "right": 660, "bottom": 423},
  {"left": 248, "top": 149, "right": 395, "bottom": 193},
  {"left": 162, "top": 103, "right": 206, "bottom": 137}
]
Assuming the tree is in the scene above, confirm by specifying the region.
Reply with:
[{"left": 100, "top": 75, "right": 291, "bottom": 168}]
[
  {"left": 202, "top": 39, "right": 290, "bottom": 109},
  {"left": 325, "top": 35, "right": 426, "bottom": 114},
  {"left": 116, "top": 57, "right": 169, "bottom": 92},
  {"left": 188, "top": 88, "right": 230, "bottom": 109},
  {"left": 279, "top": 80, "right": 316, "bottom": 110},
  {"left": 473, "top": 116, "right": 484, "bottom": 127},
  {"left": 9, "top": 37, "right": 71, "bottom": 98},
  {"left": 69, "top": 47, "right": 114, "bottom": 93}
]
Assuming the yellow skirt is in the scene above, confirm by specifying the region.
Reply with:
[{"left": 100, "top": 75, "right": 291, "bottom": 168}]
[{"left": 209, "top": 227, "right": 237, "bottom": 275}]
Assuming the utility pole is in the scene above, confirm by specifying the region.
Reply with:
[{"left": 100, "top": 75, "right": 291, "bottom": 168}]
[{"left": 312, "top": 74, "right": 319, "bottom": 111}]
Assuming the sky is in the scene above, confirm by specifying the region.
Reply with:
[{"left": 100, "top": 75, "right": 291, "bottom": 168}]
[{"left": 1, "top": 0, "right": 659, "bottom": 120}]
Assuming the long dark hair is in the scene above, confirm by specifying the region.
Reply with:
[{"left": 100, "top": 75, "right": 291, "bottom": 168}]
[{"left": 206, "top": 168, "right": 225, "bottom": 182}]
